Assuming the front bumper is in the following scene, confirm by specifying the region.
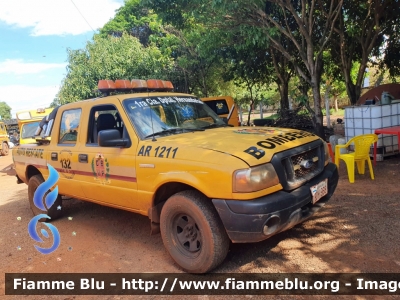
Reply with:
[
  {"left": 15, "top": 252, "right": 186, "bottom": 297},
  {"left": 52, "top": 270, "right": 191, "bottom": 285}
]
[{"left": 212, "top": 162, "right": 339, "bottom": 243}]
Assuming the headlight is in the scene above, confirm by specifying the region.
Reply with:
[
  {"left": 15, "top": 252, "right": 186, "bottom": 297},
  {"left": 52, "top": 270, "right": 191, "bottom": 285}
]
[
  {"left": 233, "top": 163, "right": 279, "bottom": 193},
  {"left": 323, "top": 141, "right": 330, "bottom": 165}
]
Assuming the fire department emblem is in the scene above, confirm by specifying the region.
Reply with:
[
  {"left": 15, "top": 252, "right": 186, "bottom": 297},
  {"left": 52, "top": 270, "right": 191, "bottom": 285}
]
[
  {"left": 216, "top": 103, "right": 224, "bottom": 110},
  {"left": 91, "top": 153, "right": 110, "bottom": 184}
]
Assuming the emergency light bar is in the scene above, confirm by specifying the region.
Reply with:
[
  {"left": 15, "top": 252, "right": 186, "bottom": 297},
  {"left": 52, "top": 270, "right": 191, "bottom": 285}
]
[
  {"left": 97, "top": 79, "right": 174, "bottom": 95},
  {"left": 16, "top": 112, "right": 32, "bottom": 120}
]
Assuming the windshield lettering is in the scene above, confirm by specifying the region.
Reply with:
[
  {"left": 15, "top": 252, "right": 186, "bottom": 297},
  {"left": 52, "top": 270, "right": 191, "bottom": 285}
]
[{"left": 123, "top": 96, "right": 226, "bottom": 139}]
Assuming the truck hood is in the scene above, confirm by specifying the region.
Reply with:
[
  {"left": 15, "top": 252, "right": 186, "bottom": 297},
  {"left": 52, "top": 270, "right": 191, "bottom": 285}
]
[{"left": 159, "top": 127, "right": 320, "bottom": 166}]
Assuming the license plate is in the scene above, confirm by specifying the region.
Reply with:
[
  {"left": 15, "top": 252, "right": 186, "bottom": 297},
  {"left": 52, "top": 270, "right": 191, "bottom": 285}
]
[{"left": 310, "top": 179, "right": 328, "bottom": 204}]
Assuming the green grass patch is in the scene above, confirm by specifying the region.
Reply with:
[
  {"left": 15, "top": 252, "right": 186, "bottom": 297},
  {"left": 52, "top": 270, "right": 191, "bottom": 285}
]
[
  {"left": 263, "top": 113, "right": 279, "bottom": 120},
  {"left": 322, "top": 108, "right": 345, "bottom": 116}
]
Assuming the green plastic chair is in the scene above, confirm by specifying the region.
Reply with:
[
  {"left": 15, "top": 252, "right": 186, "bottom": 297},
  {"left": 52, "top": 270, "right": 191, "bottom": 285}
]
[{"left": 335, "top": 134, "right": 378, "bottom": 183}]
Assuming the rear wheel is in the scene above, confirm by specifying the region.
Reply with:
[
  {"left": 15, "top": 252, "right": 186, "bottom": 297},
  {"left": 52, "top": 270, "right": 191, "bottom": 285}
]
[
  {"left": 28, "top": 174, "right": 63, "bottom": 221},
  {"left": 160, "top": 190, "right": 230, "bottom": 273},
  {"left": 1, "top": 142, "right": 9, "bottom": 156}
]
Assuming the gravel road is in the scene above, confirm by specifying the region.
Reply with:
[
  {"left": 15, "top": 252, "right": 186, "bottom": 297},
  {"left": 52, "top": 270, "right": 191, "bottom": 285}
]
[{"left": 1, "top": 152, "right": 400, "bottom": 300}]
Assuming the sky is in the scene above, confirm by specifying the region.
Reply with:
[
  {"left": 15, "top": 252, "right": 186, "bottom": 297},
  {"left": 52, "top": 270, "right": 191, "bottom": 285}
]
[{"left": 0, "top": 0, "right": 124, "bottom": 118}]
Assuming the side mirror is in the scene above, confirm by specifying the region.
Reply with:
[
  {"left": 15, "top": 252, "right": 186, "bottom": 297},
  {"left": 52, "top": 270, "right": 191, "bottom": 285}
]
[{"left": 98, "top": 129, "right": 129, "bottom": 147}]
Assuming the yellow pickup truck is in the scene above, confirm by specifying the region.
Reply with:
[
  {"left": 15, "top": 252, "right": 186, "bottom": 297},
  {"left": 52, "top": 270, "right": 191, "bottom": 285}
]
[
  {"left": 0, "top": 121, "right": 10, "bottom": 156},
  {"left": 13, "top": 79, "right": 338, "bottom": 273}
]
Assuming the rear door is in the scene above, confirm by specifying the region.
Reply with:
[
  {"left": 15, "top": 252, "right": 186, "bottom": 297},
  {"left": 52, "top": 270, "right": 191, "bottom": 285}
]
[{"left": 47, "top": 105, "right": 86, "bottom": 199}]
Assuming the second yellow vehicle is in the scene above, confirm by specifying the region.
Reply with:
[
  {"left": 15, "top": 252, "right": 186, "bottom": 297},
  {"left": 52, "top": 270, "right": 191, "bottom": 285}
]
[
  {"left": 0, "top": 121, "right": 10, "bottom": 156},
  {"left": 16, "top": 108, "right": 53, "bottom": 145},
  {"left": 201, "top": 96, "right": 240, "bottom": 126}
]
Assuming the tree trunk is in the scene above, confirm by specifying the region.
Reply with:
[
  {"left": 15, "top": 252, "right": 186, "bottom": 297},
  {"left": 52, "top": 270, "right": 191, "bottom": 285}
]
[
  {"left": 325, "top": 85, "right": 332, "bottom": 128},
  {"left": 311, "top": 82, "right": 325, "bottom": 140},
  {"left": 238, "top": 105, "right": 243, "bottom": 125},
  {"left": 334, "top": 94, "right": 338, "bottom": 112},
  {"left": 345, "top": 81, "right": 359, "bottom": 105},
  {"left": 247, "top": 101, "right": 254, "bottom": 126},
  {"left": 279, "top": 81, "right": 289, "bottom": 113}
]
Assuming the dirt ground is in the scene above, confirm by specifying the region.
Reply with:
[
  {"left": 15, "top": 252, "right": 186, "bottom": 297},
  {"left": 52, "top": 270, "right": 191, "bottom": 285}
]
[{"left": 1, "top": 148, "right": 400, "bottom": 300}]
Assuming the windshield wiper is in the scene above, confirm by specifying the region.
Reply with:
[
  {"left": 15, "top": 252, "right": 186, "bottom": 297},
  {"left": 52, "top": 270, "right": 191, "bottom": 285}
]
[{"left": 144, "top": 128, "right": 204, "bottom": 139}]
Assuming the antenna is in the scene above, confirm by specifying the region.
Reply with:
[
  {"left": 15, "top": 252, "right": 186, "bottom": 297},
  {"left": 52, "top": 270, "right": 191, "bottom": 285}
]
[{"left": 148, "top": 92, "right": 156, "bottom": 142}]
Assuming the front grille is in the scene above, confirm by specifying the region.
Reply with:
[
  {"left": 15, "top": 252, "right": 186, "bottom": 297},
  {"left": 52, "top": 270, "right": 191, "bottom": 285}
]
[
  {"left": 271, "top": 140, "right": 325, "bottom": 191},
  {"left": 291, "top": 148, "right": 320, "bottom": 180}
]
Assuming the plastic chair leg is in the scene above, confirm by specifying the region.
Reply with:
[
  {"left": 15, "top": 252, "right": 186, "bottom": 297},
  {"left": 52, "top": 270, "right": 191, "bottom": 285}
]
[
  {"left": 342, "top": 159, "right": 355, "bottom": 183},
  {"left": 356, "top": 160, "right": 366, "bottom": 174},
  {"left": 335, "top": 153, "right": 340, "bottom": 170}
]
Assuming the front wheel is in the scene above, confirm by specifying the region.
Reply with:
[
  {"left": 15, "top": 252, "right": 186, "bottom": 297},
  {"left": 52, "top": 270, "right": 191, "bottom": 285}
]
[
  {"left": 1, "top": 142, "right": 9, "bottom": 156},
  {"left": 28, "top": 174, "right": 63, "bottom": 221},
  {"left": 160, "top": 190, "right": 230, "bottom": 273}
]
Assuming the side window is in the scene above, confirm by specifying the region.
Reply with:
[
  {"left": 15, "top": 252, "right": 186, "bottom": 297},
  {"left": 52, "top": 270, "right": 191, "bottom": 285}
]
[
  {"left": 59, "top": 109, "right": 82, "bottom": 144},
  {"left": 204, "top": 100, "right": 229, "bottom": 116},
  {"left": 87, "top": 105, "right": 126, "bottom": 145}
]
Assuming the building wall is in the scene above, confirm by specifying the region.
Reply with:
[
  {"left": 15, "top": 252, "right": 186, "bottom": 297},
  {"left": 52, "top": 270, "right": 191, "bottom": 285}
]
[{"left": 357, "top": 83, "right": 400, "bottom": 105}]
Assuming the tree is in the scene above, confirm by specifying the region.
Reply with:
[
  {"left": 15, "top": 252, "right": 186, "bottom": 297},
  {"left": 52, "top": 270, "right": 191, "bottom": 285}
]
[
  {"left": 57, "top": 33, "right": 174, "bottom": 103},
  {"left": 148, "top": 0, "right": 343, "bottom": 138},
  {"left": 0, "top": 102, "right": 11, "bottom": 120},
  {"left": 382, "top": 25, "right": 400, "bottom": 80},
  {"left": 270, "top": 47, "right": 294, "bottom": 114},
  {"left": 247, "top": 0, "right": 343, "bottom": 138},
  {"left": 331, "top": 0, "right": 400, "bottom": 104},
  {"left": 163, "top": 25, "right": 227, "bottom": 96},
  {"left": 99, "top": 0, "right": 162, "bottom": 46},
  {"left": 222, "top": 44, "right": 274, "bottom": 124}
]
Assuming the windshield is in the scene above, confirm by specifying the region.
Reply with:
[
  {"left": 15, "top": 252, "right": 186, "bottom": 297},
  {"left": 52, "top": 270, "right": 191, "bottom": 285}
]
[
  {"left": 21, "top": 121, "right": 40, "bottom": 139},
  {"left": 123, "top": 96, "right": 227, "bottom": 139}
]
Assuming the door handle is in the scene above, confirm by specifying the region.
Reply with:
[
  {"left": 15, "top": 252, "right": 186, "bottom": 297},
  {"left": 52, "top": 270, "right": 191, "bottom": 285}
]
[
  {"left": 79, "top": 154, "right": 88, "bottom": 163},
  {"left": 51, "top": 152, "right": 58, "bottom": 161}
]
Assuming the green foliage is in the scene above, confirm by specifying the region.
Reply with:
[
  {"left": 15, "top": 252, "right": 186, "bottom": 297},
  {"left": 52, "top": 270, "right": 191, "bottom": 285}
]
[
  {"left": 321, "top": 108, "right": 344, "bottom": 116},
  {"left": 263, "top": 113, "right": 279, "bottom": 120},
  {"left": 57, "top": 33, "right": 174, "bottom": 104},
  {"left": 0, "top": 102, "right": 12, "bottom": 120},
  {"left": 330, "top": 0, "right": 400, "bottom": 104},
  {"left": 99, "top": 0, "right": 163, "bottom": 46}
]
